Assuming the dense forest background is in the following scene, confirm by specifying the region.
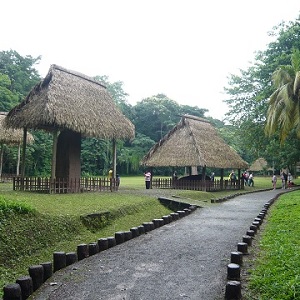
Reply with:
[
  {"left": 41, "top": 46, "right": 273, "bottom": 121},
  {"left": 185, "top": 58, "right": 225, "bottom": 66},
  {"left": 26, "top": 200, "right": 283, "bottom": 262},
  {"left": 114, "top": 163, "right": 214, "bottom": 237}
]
[{"left": 1, "top": 17, "right": 300, "bottom": 177}]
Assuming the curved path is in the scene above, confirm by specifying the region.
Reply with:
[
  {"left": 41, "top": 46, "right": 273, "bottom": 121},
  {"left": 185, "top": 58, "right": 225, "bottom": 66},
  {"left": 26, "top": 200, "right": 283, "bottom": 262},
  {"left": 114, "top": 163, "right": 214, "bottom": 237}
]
[{"left": 31, "top": 189, "right": 286, "bottom": 300}]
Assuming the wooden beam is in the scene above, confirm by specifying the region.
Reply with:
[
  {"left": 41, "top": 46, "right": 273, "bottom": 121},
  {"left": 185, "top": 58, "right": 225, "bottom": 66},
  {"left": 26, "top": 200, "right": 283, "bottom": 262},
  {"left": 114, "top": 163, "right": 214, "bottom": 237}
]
[
  {"left": 112, "top": 138, "right": 117, "bottom": 178},
  {"left": 21, "top": 128, "right": 27, "bottom": 178},
  {"left": 51, "top": 130, "right": 58, "bottom": 179},
  {"left": 0, "top": 143, "right": 3, "bottom": 179},
  {"left": 16, "top": 143, "right": 21, "bottom": 176}
]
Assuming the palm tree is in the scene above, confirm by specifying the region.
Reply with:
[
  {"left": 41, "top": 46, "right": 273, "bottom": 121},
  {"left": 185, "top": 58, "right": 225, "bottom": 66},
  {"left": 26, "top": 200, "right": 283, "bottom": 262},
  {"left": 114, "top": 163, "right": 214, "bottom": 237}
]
[{"left": 265, "top": 48, "right": 300, "bottom": 142}]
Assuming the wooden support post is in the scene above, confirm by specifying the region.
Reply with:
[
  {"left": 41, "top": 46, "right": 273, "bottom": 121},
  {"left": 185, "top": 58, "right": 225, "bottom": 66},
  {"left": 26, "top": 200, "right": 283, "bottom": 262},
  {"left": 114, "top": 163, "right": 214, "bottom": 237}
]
[
  {"left": 16, "top": 143, "right": 21, "bottom": 176},
  {"left": 21, "top": 128, "right": 27, "bottom": 191},
  {"left": 220, "top": 168, "right": 224, "bottom": 189},
  {"left": 112, "top": 138, "right": 117, "bottom": 191},
  {"left": 238, "top": 169, "right": 241, "bottom": 189},
  {"left": 0, "top": 143, "right": 4, "bottom": 180},
  {"left": 51, "top": 130, "right": 58, "bottom": 193},
  {"left": 202, "top": 165, "right": 206, "bottom": 191}
]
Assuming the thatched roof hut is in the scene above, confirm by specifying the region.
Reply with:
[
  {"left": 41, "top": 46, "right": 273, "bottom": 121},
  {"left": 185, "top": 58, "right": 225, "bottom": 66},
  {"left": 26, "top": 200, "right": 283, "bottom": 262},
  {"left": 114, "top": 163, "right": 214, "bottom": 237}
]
[
  {"left": 249, "top": 157, "right": 273, "bottom": 172},
  {"left": 4, "top": 64, "right": 135, "bottom": 140},
  {"left": 141, "top": 114, "right": 248, "bottom": 169},
  {"left": 3, "top": 65, "right": 135, "bottom": 187},
  {"left": 0, "top": 112, "right": 34, "bottom": 177},
  {"left": 0, "top": 112, "right": 33, "bottom": 144}
]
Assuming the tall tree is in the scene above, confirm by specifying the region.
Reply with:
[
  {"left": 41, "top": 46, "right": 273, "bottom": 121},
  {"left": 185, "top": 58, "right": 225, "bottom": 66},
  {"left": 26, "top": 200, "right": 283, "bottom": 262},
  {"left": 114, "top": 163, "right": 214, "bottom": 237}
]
[
  {"left": 0, "top": 50, "right": 41, "bottom": 107},
  {"left": 93, "top": 75, "right": 135, "bottom": 120},
  {"left": 134, "top": 94, "right": 208, "bottom": 142},
  {"left": 0, "top": 73, "right": 19, "bottom": 111},
  {"left": 265, "top": 48, "right": 300, "bottom": 142},
  {"left": 224, "top": 17, "right": 300, "bottom": 169}
]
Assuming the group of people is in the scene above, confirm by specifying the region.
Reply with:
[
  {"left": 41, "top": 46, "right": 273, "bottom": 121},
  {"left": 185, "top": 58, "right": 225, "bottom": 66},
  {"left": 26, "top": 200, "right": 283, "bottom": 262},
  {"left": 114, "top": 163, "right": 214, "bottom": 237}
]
[
  {"left": 272, "top": 171, "right": 293, "bottom": 190},
  {"left": 241, "top": 171, "right": 254, "bottom": 186},
  {"left": 110, "top": 168, "right": 295, "bottom": 191}
]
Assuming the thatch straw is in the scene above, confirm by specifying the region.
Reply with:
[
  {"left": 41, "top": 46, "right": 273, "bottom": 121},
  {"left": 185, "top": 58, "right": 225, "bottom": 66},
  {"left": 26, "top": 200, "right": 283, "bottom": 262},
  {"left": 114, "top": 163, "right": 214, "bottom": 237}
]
[
  {"left": 0, "top": 112, "right": 34, "bottom": 144},
  {"left": 249, "top": 157, "right": 272, "bottom": 172},
  {"left": 4, "top": 65, "right": 135, "bottom": 140},
  {"left": 141, "top": 114, "right": 249, "bottom": 169}
]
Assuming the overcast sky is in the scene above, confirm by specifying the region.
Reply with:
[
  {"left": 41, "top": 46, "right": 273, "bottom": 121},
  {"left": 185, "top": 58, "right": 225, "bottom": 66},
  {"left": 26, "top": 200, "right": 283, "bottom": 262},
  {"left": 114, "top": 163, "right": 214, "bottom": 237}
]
[{"left": 1, "top": 1, "right": 300, "bottom": 120}]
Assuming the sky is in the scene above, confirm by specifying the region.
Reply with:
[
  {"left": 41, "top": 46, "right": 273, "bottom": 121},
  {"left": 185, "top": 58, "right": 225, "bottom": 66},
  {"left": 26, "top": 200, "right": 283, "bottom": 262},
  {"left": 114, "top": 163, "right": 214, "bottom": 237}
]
[{"left": 1, "top": 1, "right": 300, "bottom": 120}]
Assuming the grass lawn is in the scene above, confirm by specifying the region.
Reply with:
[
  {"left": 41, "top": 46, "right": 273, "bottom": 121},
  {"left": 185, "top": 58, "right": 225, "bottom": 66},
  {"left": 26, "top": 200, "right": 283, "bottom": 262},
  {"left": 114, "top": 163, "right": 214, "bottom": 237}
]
[
  {"left": 0, "top": 175, "right": 298, "bottom": 298},
  {"left": 244, "top": 189, "right": 300, "bottom": 300}
]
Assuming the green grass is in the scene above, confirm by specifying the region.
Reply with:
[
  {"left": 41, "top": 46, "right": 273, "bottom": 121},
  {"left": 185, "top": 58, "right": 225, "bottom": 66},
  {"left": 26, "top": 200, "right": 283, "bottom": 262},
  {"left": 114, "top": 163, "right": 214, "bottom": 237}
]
[
  {"left": 0, "top": 175, "right": 299, "bottom": 298},
  {"left": 245, "top": 190, "right": 300, "bottom": 300}
]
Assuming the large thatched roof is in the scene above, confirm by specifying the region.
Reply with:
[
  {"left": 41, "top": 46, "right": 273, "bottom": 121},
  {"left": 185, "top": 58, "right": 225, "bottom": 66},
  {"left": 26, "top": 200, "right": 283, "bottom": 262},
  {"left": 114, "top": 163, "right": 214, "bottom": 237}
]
[
  {"left": 4, "top": 65, "right": 135, "bottom": 140},
  {"left": 249, "top": 157, "right": 273, "bottom": 172},
  {"left": 141, "top": 115, "right": 249, "bottom": 169},
  {"left": 0, "top": 112, "right": 33, "bottom": 144}
]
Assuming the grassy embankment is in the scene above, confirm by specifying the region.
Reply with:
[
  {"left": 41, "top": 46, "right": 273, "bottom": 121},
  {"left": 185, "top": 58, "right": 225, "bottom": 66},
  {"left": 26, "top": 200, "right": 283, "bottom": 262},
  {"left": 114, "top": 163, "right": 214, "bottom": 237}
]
[{"left": 0, "top": 175, "right": 297, "bottom": 298}]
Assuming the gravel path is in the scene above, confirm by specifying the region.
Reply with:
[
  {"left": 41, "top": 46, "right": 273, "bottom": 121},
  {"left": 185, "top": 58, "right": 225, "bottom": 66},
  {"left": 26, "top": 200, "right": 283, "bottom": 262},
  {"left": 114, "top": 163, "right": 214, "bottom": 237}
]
[{"left": 30, "top": 189, "right": 284, "bottom": 300}]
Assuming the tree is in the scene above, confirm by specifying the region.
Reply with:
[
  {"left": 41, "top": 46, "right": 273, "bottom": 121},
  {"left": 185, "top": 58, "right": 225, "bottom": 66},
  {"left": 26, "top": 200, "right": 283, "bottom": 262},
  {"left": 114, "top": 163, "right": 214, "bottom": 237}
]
[
  {"left": 265, "top": 48, "right": 300, "bottom": 142},
  {"left": 224, "top": 17, "right": 300, "bottom": 167},
  {"left": 0, "top": 50, "right": 41, "bottom": 106},
  {"left": 0, "top": 73, "right": 19, "bottom": 111},
  {"left": 134, "top": 94, "right": 208, "bottom": 142},
  {"left": 93, "top": 75, "right": 135, "bottom": 120}
]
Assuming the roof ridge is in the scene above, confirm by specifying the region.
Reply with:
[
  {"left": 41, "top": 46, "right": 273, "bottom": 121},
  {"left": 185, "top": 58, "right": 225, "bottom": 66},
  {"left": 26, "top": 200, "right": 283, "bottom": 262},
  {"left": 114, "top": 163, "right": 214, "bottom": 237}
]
[{"left": 50, "top": 64, "right": 107, "bottom": 89}]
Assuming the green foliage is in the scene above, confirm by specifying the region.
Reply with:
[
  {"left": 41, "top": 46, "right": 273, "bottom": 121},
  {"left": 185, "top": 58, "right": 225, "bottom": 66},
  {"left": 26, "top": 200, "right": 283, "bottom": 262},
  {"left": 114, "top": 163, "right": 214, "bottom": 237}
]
[
  {"left": 224, "top": 16, "right": 300, "bottom": 170},
  {"left": 247, "top": 191, "right": 300, "bottom": 299},
  {"left": 265, "top": 47, "right": 300, "bottom": 142},
  {"left": 0, "top": 73, "right": 19, "bottom": 111},
  {"left": 93, "top": 75, "right": 135, "bottom": 121},
  {"left": 0, "top": 197, "right": 35, "bottom": 214},
  {"left": 0, "top": 50, "right": 41, "bottom": 107},
  {"left": 133, "top": 94, "right": 207, "bottom": 142},
  {"left": 81, "top": 138, "right": 110, "bottom": 176},
  {"left": 25, "top": 131, "right": 52, "bottom": 176}
]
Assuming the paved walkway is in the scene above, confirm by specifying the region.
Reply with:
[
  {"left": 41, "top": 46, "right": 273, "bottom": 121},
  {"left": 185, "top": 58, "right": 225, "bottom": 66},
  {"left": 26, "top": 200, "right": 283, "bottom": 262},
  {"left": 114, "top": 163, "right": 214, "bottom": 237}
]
[{"left": 31, "top": 189, "right": 285, "bottom": 300}]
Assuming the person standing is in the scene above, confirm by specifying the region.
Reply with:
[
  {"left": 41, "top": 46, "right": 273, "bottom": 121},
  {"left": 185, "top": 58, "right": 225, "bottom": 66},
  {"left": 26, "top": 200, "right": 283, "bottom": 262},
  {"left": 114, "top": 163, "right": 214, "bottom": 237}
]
[
  {"left": 144, "top": 171, "right": 151, "bottom": 189},
  {"left": 280, "top": 171, "right": 286, "bottom": 189},
  {"left": 108, "top": 168, "right": 113, "bottom": 179},
  {"left": 272, "top": 174, "right": 277, "bottom": 190},
  {"left": 116, "top": 174, "right": 120, "bottom": 190},
  {"left": 288, "top": 173, "right": 293, "bottom": 189},
  {"left": 283, "top": 171, "right": 288, "bottom": 189},
  {"left": 108, "top": 168, "right": 113, "bottom": 191},
  {"left": 248, "top": 173, "right": 254, "bottom": 186}
]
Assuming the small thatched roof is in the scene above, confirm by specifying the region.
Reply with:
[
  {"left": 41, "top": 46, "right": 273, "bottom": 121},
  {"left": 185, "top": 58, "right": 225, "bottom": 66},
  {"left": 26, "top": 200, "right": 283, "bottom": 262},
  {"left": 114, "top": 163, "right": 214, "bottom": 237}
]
[
  {"left": 0, "top": 112, "right": 34, "bottom": 144},
  {"left": 4, "top": 65, "right": 135, "bottom": 140},
  {"left": 249, "top": 157, "right": 273, "bottom": 172},
  {"left": 141, "top": 114, "right": 248, "bottom": 169}
]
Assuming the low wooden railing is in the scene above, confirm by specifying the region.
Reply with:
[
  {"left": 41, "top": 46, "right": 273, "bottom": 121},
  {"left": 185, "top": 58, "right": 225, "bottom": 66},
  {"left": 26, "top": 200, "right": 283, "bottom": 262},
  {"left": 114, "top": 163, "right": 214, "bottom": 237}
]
[
  {"left": 151, "top": 178, "right": 244, "bottom": 191},
  {"left": 13, "top": 177, "right": 119, "bottom": 193}
]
